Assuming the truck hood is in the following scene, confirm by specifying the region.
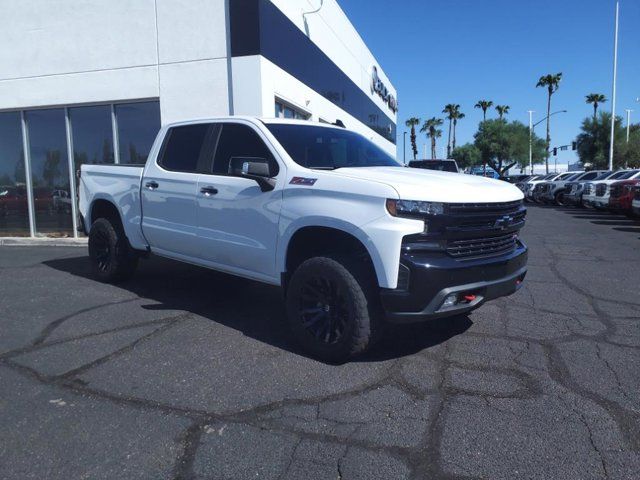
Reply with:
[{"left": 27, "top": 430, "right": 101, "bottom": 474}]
[{"left": 329, "top": 167, "right": 524, "bottom": 203}]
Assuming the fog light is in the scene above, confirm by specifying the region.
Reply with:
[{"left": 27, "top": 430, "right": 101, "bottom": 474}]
[{"left": 442, "top": 294, "right": 458, "bottom": 308}]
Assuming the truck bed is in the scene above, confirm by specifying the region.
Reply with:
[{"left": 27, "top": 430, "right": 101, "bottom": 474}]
[{"left": 78, "top": 163, "right": 147, "bottom": 250}]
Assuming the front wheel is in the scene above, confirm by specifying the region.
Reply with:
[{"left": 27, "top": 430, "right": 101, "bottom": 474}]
[
  {"left": 285, "top": 255, "right": 382, "bottom": 363},
  {"left": 554, "top": 192, "right": 566, "bottom": 206},
  {"left": 88, "top": 217, "right": 138, "bottom": 283}
]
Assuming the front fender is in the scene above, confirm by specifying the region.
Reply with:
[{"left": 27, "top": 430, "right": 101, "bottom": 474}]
[{"left": 277, "top": 215, "right": 423, "bottom": 289}]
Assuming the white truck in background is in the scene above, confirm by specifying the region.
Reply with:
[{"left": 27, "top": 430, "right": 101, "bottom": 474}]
[{"left": 79, "top": 117, "right": 528, "bottom": 362}]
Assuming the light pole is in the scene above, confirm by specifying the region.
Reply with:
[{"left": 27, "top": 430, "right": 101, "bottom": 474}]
[
  {"left": 403, "top": 131, "right": 407, "bottom": 164},
  {"left": 626, "top": 110, "right": 633, "bottom": 143},
  {"left": 609, "top": 0, "right": 620, "bottom": 170},
  {"left": 528, "top": 111, "right": 534, "bottom": 174},
  {"left": 528, "top": 110, "right": 567, "bottom": 175}
]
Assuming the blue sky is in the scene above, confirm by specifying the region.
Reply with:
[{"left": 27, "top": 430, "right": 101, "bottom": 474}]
[{"left": 341, "top": 0, "right": 640, "bottom": 166}]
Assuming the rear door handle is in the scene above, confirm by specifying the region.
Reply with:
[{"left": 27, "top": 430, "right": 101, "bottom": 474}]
[
  {"left": 145, "top": 181, "right": 159, "bottom": 190},
  {"left": 200, "top": 186, "right": 218, "bottom": 196}
]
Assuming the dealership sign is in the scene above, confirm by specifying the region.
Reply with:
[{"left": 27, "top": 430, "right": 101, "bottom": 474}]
[{"left": 371, "top": 66, "right": 398, "bottom": 113}]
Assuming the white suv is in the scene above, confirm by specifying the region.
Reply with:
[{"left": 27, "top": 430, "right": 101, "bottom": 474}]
[{"left": 585, "top": 170, "right": 640, "bottom": 209}]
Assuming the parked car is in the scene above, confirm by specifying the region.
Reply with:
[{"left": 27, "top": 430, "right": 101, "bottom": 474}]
[
  {"left": 79, "top": 117, "right": 528, "bottom": 362},
  {"left": 608, "top": 179, "right": 640, "bottom": 216},
  {"left": 469, "top": 166, "right": 499, "bottom": 179},
  {"left": 408, "top": 159, "right": 459, "bottom": 173},
  {"left": 583, "top": 170, "right": 638, "bottom": 208},
  {"left": 543, "top": 170, "right": 609, "bottom": 206},
  {"left": 504, "top": 174, "right": 532, "bottom": 184},
  {"left": 590, "top": 170, "right": 640, "bottom": 209},
  {"left": 632, "top": 185, "right": 640, "bottom": 217},
  {"left": 540, "top": 171, "right": 585, "bottom": 205},
  {"left": 515, "top": 175, "right": 541, "bottom": 194},
  {"left": 0, "top": 185, "right": 28, "bottom": 216},
  {"left": 564, "top": 171, "right": 613, "bottom": 207},
  {"left": 522, "top": 173, "right": 558, "bottom": 202},
  {"left": 531, "top": 172, "right": 581, "bottom": 204}
]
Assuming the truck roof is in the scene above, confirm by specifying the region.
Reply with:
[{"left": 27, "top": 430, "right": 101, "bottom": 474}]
[{"left": 162, "top": 116, "right": 347, "bottom": 132}]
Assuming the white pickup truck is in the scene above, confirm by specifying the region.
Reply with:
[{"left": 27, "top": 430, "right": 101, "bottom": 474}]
[{"left": 79, "top": 117, "right": 528, "bottom": 362}]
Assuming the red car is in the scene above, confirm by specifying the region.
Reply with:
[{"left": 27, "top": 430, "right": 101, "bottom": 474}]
[{"left": 608, "top": 179, "right": 640, "bottom": 216}]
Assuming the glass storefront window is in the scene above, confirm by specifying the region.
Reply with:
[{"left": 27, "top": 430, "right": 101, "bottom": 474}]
[
  {"left": 69, "top": 105, "right": 114, "bottom": 172},
  {"left": 0, "top": 112, "right": 30, "bottom": 236},
  {"left": 116, "top": 101, "right": 160, "bottom": 164},
  {"left": 26, "top": 109, "right": 73, "bottom": 237}
]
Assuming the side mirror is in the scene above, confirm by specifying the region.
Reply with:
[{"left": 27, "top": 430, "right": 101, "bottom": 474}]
[{"left": 229, "top": 157, "right": 276, "bottom": 192}]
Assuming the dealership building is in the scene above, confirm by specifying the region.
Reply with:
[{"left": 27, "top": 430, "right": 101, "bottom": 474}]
[{"left": 0, "top": 0, "right": 397, "bottom": 238}]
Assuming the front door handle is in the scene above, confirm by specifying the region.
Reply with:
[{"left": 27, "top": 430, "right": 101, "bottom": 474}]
[
  {"left": 145, "top": 181, "right": 159, "bottom": 190},
  {"left": 200, "top": 186, "right": 218, "bottom": 196}
]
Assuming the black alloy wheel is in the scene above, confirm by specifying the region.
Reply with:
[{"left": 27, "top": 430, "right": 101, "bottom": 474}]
[{"left": 299, "top": 276, "right": 349, "bottom": 345}]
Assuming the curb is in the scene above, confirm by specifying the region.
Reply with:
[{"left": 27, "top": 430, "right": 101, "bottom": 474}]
[{"left": 0, "top": 237, "right": 88, "bottom": 247}]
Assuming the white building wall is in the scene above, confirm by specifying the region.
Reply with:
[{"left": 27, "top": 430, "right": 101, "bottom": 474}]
[
  {"left": 0, "top": 0, "right": 231, "bottom": 122},
  {"left": 0, "top": 0, "right": 395, "bottom": 142}
]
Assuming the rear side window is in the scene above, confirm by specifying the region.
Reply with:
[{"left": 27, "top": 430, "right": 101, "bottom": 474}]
[
  {"left": 580, "top": 172, "right": 598, "bottom": 181},
  {"left": 159, "top": 124, "right": 215, "bottom": 173},
  {"left": 212, "top": 123, "right": 278, "bottom": 175}
]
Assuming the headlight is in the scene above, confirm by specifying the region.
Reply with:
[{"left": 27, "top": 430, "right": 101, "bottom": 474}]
[{"left": 386, "top": 199, "right": 444, "bottom": 217}]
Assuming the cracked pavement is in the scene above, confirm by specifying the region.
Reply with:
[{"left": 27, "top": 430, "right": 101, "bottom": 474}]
[{"left": 1, "top": 205, "right": 639, "bottom": 479}]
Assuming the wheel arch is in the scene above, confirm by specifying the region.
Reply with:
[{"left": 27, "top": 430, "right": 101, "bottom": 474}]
[{"left": 279, "top": 221, "right": 387, "bottom": 289}]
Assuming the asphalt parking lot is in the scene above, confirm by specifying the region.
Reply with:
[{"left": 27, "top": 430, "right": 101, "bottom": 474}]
[{"left": 1, "top": 206, "right": 639, "bottom": 480}]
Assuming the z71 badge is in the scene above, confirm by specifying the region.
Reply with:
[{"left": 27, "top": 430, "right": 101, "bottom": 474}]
[{"left": 289, "top": 177, "right": 318, "bottom": 186}]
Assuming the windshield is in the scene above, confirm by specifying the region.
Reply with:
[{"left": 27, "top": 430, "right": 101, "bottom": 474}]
[
  {"left": 409, "top": 160, "right": 458, "bottom": 173},
  {"left": 594, "top": 171, "right": 613, "bottom": 180},
  {"left": 565, "top": 173, "right": 582, "bottom": 181},
  {"left": 266, "top": 124, "right": 401, "bottom": 169},
  {"left": 619, "top": 170, "right": 640, "bottom": 180}
]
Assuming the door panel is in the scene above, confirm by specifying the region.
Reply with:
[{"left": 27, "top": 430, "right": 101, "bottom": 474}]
[
  {"left": 141, "top": 123, "right": 217, "bottom": 256},
  {"left": 141, "top": 171, "right": 200, "bottom": 256},
  {"left": 194, "top": 122, "right": 283, "bottom": 281},
  {"left": 196, "top": 174, "right": 282, "bottom": 279}
]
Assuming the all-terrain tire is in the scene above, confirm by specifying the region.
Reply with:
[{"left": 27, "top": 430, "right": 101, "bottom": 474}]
[
  {"left": 88, "top": 217, "right": 138, "bottom": 283},
  {"left": 285, "top": 255, "right": 383, "bottom": 363}
]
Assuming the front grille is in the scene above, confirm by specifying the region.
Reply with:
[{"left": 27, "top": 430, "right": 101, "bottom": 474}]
[
  {"left": 447, "top": 200, "right": 522, "bottom": 215},
  {"left": 610, "top": 185, "right": 623, "bottom": 198},
  {"left": 446, "top": 233, "right": 518, "bottom": 260},
  {"left": 596, "top": 184, "right": 607, "bottom": 197}
]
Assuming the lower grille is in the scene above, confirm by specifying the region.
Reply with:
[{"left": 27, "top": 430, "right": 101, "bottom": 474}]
[
  {"left": 447, "top": 233, "right": 518, "bottom": 260},
  {"left": 596, "top": 184, "right": 607, "bottom": 197}
]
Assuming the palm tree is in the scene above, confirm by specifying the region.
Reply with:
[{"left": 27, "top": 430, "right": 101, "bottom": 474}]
[
  {"left": 452, "top": 110, "right": 465, "bottom": 153},
  {"left": 495, "top": 105, "right": 510, "bottom": 120},
  {"left": 420, "top": 117, "right": 444, "bottom": 159},
  {"left": 536, "top": 72, "right": 563, "bottom": 173},
  {"left": 585, "top": 93, "right": 606, "bottom": 123},
  {"left": 442, "top": 104, "right": 457, "bottom": 158},
  {"left": 474, "top": 100, "right": 493, "bottom": 121},
  {"left": 405, "top": 117, "right": 421, "bottom": 160}
]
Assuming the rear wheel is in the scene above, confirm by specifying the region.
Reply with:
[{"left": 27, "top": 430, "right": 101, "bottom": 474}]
[
  {"left": 285, "top": 255, "right": 382, "bottom": 363},
  {"left": 88, "top": 217, "right": 138, "bottom": 283}
]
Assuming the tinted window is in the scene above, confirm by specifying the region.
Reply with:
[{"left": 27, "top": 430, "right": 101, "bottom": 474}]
[
  {"left": 26, "top": 109, "right": 73, "bottom": 236},
  {"left": 619, "top": 170, "right": 640, "bottom": 179},
  {"left": 212, "top": 124, "right": 277, "bottom": 175},
  {"left": 579, "top": 172, "right": 598, "bottom": 181},
  {"left": 116, "top": 101, "right": 160, "bottom": 164},
  {"left": 409, "top": 160, "right": 457, "bottom": 173},
  {"left": 266, "top": 124, "right": 400, "bottom": 169},
  {"left": 0, "top": 112, "right": 30, "bottom": 236},
  {"left": 159, "top": 124, "right": 214, "bottom": 173},
  {"left": 70, "top": 105, "right": 114, "bottom": 171}
]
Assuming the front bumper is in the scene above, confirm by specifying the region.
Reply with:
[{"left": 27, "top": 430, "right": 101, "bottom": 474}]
[
  {"left": 564, "top": 192, "right": 583, "bottom": 205},
  {"left": 380, "top": 241, "right": 528, "bottom": 323}
]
